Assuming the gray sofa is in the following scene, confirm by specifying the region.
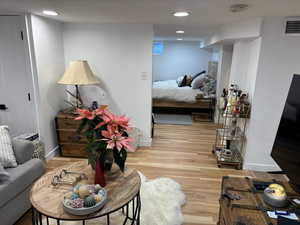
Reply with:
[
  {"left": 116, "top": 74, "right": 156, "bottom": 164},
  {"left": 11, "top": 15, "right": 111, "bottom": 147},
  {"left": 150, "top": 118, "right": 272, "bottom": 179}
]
[{"left": 0, "top": 138, "right": 45, "bottom": 225}]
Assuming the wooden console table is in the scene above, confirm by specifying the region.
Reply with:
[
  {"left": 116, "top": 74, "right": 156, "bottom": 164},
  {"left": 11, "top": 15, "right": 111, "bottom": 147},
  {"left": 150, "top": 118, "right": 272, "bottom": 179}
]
[
  {"left": 219, "top": 176, "right": 300, "bottom": 225},
  {"left": 55, "top": 112, "right": 88, "bottom": 157}
]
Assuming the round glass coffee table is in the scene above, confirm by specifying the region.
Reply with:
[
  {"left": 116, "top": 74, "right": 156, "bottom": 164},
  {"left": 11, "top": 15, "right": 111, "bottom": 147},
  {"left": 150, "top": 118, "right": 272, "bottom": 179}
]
[{"left": 30, "top": 161, "right": 141, "bottom": 225}]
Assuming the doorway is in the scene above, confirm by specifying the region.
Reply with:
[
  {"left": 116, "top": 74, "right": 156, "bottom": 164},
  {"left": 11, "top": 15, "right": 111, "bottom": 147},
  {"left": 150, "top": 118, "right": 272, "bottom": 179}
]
[{"left": 0, "top": 15, "right": 37, "bottom": 136}]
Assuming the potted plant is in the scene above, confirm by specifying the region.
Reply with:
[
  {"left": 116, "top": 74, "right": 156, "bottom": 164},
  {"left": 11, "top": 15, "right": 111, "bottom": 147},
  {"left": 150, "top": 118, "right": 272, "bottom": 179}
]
[{"left": 75, "top": 106, "right": 133, "bottom": 186}]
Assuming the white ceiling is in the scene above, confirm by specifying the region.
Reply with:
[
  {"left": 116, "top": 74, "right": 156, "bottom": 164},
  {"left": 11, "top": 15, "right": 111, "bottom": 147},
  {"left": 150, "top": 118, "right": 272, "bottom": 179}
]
[{"left": 1, "top": 0, "right": 300, "bottom": 40}]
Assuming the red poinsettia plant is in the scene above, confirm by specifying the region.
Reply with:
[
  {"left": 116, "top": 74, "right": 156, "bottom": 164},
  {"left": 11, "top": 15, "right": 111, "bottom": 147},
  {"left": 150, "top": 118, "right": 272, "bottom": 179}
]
[{"left": 75, "top": 106, "right": 133, "bottom": 172}]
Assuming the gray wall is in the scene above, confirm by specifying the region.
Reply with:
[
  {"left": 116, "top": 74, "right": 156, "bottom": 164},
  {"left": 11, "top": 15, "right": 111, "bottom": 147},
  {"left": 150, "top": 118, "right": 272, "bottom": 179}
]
[{"left": 153, "top": 41, "right": 212, "bottom": 81}]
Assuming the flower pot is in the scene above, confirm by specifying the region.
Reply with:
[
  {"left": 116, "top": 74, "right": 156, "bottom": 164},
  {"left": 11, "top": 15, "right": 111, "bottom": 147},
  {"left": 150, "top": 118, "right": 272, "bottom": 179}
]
[{"left": 103, "top": 149, "right": 114, "bottom": 171}]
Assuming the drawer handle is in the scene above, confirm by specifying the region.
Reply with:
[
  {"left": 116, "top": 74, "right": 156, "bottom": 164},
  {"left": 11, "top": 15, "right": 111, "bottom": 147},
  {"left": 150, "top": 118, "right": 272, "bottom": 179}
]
[{"left": 68, "top": 135, "right": 82, "bottom": 142}]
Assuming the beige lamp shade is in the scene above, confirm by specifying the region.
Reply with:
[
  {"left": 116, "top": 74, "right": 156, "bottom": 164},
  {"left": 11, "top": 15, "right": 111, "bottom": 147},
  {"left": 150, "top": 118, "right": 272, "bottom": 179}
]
[{"left": 58, "top": 60, "right": 99, "bottom": 85}]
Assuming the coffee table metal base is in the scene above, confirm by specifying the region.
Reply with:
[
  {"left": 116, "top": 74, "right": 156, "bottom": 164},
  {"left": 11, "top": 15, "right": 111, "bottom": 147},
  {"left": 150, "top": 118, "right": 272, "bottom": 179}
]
[{"left": 32, "top": 192, "right": 141, "bottom": 225}]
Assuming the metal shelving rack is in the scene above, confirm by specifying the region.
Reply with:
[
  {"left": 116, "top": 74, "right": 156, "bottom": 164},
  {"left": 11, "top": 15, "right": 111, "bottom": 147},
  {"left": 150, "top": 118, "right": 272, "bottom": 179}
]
[{"left": 212, "top": 108, "right": 250, "bottom": 170}]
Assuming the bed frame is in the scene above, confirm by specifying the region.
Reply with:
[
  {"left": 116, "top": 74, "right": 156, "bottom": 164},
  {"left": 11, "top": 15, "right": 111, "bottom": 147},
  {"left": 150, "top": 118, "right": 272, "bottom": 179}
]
[{"left": 152, "top": 97, "right": 216, "bottom": 121}]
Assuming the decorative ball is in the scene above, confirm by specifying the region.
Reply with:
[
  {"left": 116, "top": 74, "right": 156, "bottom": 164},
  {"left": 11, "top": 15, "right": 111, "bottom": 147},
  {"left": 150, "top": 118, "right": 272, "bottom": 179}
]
[
  {"left": 64, "top": 199, "right": 73, "bottom": 207},
  {"left": 70, "top": 193, "right": 80, "bottom": 200},
  {"left": 87, "top": 185, "right": 96, "bottom": 194},
  {"left": 70, "top": 198, "right": 84, "bottom": 208},
  {"left": 94, "top": 194, "right": 102, "bottom": 203},
  {"left": 78, "top": 185, "right": 90, "bottom": 199},
  {"left": 84, "top": 195, "right": 96, "bottom": 207},
  {"left": 64, "top": 191, "right": 73, "bottom": 200},
  {"left": 73, "top": 184, "right": 81, "bottom": 194},
  {"left": 98, "top": 189, "right": 105, "bottom": 196},
  {"left": 95, "top": 184, "right": 101, "bottom": 192}
]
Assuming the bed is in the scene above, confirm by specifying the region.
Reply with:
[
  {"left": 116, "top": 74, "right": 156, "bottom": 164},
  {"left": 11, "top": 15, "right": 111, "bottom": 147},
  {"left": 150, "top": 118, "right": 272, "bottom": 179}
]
[
  {"left": 152, "top": 79, "right": 215, "bottom": 112},
  {"left": 152, "top": 62, "right": 217, "bottom": 121}
]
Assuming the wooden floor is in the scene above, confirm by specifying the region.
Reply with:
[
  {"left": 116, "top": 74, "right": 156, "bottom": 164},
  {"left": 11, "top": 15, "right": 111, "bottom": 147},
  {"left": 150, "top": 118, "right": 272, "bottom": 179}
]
[{"left": 17, "top": 122, "right": 261, "bottom": 225}]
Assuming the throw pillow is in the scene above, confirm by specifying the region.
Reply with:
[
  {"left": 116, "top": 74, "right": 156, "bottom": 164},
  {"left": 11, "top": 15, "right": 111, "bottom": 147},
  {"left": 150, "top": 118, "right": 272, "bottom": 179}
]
[
  {"left": 185, "top": 75, "right": 193, "bottom": 87},
  {"left": 0, "top": 126, "right": 17, "bottom": 168},
  {"left": 191, "top": 74, "right": 207, "bottom": 89},
  {"left": 192, "top": 70, "right": 206, "bottom": 81},
  {"left": 178, "top": 75, "right": 187, "bottom": 87},
  {"left": 0, "top": 162, "right": 9, "bottom": 183}
]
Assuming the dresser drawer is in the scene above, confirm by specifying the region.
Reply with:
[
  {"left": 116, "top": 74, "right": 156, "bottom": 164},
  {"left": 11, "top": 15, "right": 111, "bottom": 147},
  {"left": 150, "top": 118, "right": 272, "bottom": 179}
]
[
  {"left": 57, "top": 130, "right": 86, "bottom": 143},
  {"left": 60, "top": 143, "right": 88, "bottom": 157},
  {"left": 56, "top": 117, "right": 81, "bottom": 129}
]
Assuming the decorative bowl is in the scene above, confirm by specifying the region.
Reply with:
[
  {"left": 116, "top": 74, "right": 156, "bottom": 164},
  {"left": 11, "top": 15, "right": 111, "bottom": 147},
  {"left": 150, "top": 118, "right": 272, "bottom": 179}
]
[
  {"left": 263, "top": 183, "right": 288, "bottom": 208},
  {"left": 63, "top": 185, "right": 107, "bottom": 215}
]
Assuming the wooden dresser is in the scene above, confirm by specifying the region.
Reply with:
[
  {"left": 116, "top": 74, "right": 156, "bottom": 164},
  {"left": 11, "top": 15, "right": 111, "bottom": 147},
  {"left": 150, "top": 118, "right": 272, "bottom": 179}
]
[
  {"left": 219, "top": 176, "right": 300, "bottom": 225},
  {"left": 55, "top": 112, "right": 88, "bottom": 157}
]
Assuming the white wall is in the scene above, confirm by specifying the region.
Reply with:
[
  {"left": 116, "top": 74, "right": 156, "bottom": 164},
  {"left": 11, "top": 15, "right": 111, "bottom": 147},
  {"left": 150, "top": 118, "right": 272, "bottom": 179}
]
[
  {"left": 30, "top": 15, "right": 66, "bottom": 156},
  {"left": 215, "top": 45, "right": 232, "bottom": 99},
  {"left": 153, "top": 41, "right": 212, "bottom": 81},
  {"left": 63, "top": 23, "right": 153, "bottom": 144},
  {"left": 202, "top": 18, "right": 263, "bottom": 47},
  {"left": 244, "top": 17, "right": 300, "bottom": 170},
  {"left": 229, "top": 38, "right": 261, "bottom": 101}
]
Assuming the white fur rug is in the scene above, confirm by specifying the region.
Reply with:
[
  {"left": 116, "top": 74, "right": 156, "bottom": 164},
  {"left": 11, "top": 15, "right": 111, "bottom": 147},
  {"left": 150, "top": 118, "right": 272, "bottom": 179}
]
[{"left": 45, "top": 172, "right": 186, "bottom": 225}]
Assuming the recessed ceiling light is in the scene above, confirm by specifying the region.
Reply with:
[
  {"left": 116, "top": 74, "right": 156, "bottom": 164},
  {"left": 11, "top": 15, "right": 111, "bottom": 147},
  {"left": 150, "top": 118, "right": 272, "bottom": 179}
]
[
  {"left": 173, "top": 12, "right": 190, "bottom": 17},
  {"left": 177, "top": 38, "right": 183, "bottom": 41},
  {"left": 43, "top": 10, "right": 58, "bottom": 16},
  {"left": 176, "top": 30, "right": 185, "bottom": 34}
]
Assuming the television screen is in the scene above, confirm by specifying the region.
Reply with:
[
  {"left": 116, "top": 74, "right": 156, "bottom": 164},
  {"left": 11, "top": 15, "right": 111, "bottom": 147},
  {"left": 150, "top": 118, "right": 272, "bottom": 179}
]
[{"left": 271, "top": 74, "right": 300, "bottom": 190}]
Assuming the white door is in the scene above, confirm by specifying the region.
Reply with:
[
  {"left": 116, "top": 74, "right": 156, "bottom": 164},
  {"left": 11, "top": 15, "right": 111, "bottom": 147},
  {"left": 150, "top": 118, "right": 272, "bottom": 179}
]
[{"left": 0, "top": 15, "right": 36, "bottom": 136}]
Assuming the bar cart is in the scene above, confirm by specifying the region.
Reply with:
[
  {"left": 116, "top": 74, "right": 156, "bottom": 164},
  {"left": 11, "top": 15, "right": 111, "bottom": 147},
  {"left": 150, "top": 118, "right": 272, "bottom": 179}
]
[{"left": 212, "top": 86, "right": 251, "bottom": 170}]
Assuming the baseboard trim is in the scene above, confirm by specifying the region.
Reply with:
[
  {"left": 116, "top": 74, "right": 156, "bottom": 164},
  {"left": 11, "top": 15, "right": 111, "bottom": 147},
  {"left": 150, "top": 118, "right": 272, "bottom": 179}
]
[
  {"left": 139, "top": 137, "right": 152, "bottom": 147},
  {"left": 45, "top": 146, "right": 59, "bottom": 160},
  {"left": 243, "top": 162, "right": 280, "bottom": 171}
]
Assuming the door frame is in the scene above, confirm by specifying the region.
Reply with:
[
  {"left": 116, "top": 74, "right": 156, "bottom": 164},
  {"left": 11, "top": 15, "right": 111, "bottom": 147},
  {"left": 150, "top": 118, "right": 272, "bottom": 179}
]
[{"left": 0, "top": 14, "right": 41, "bottom": 135}]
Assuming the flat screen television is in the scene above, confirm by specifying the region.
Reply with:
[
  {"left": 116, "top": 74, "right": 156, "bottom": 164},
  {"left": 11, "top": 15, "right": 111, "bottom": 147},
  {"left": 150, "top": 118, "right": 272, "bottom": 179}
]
[{"left": 271, "top": 74, "right": 300, "bottom": 193}]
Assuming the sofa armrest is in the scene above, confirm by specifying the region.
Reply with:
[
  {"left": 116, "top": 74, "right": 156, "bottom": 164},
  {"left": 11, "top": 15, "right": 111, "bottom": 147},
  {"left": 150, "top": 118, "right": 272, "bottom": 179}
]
[{"left": 12, "top": 138, "right": 35, "bottom": 164}]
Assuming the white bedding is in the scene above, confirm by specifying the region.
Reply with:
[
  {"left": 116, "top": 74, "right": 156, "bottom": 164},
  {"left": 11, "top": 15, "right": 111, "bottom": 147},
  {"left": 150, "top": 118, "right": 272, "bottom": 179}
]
[{"left": 152, "top": 80, "right": 203, "bottom": 103}]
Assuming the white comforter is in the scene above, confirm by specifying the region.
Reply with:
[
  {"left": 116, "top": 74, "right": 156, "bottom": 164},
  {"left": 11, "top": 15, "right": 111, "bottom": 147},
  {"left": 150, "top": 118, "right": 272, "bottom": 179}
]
[{"left": 152, "top": 80, "right": 202, "bottom": 103}]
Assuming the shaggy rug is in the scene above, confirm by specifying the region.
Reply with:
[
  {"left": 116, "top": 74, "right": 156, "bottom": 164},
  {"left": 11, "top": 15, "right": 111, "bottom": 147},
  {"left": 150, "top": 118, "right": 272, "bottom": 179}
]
[{"left": 44, "top": 172, "right": 186, "bottom": 225}]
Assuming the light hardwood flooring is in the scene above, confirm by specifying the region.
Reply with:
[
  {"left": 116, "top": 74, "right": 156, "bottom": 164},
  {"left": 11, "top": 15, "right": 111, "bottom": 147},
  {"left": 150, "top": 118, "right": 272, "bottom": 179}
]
[{"left": 17, "top": 122, "right": 266, "bottom": 225}]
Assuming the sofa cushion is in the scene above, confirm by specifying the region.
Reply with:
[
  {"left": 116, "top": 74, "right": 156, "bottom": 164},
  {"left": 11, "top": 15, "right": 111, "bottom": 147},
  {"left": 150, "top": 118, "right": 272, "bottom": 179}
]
[
  {"left": 0, "top": 126, "right": 17, "bottom": 168},
  {"left": 12, "top": 138, "right": 35, "bottom": 164},
  {"left": 0, "top": 158, "right": 45, "bottom": 208},
  {"left": 0, "top": 162, "right": 9, "bottom": 183}
]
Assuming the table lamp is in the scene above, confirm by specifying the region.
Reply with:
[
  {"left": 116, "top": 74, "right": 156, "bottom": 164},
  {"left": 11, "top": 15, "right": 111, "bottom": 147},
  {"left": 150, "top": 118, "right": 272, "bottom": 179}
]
[{"left": 58, "top": 60, "right": 99, "bottom": 110}]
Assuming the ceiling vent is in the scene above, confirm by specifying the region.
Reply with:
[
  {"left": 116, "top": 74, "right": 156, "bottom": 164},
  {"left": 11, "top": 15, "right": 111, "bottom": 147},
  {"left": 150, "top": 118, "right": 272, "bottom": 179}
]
[
  {"left": 230, "top": 4, "right": 249, "bottom": 13},
  {"left": 285, "top": 18, "right": 300, "bottom": 35}
]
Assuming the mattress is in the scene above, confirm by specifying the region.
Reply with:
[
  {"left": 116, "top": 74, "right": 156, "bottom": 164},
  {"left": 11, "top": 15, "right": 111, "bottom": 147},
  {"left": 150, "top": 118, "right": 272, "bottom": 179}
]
[{"left": 152, "top": 80, "right": 203, "bottom": 103}]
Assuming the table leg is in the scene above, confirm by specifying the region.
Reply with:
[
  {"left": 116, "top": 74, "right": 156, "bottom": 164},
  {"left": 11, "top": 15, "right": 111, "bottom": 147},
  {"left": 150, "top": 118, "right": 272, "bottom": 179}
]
[
  {"left": 122, "top": 203, "right": 129, "bottom": 225},
  {"left": 137, "top": 193, "right": 141, "bottom": 225},
  {"left": 31, "top": 208, "right": 36, "bottom": 225},
  {"left": 107, "top": 215, "right": 110, "bottom": 225},
  {"left": 39, "top": 213, "right": 42, "bottom": 225}
]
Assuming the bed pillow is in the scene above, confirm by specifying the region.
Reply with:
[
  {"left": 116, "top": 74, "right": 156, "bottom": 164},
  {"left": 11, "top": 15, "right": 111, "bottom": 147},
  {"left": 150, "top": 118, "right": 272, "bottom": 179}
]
[
  {"left": 177, "top": 75, "right": 187, "bottom": 87},
  {"left": 176, "top": 76, "right": 184, "bottom": 85},
  {"left": 191, "top": 74, "right": 207, "bottom": 89},
  {"left": 192, "top": 70, "right": 206, "bottom": 81},
  {"left": 0, "top": 126, "right": 17, "bottom": 168}
]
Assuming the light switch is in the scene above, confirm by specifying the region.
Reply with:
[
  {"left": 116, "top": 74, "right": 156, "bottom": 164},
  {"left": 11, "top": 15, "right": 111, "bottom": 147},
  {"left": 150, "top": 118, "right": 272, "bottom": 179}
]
[{"left": 141, "top": 72, "right": 148, "bottom": 80}]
